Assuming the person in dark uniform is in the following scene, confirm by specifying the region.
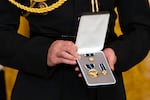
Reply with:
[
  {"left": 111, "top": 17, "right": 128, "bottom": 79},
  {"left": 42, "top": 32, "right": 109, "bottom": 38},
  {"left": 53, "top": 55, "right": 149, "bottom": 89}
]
[{"left": 0, "top": 0, "right": 150, "bottom": 100}]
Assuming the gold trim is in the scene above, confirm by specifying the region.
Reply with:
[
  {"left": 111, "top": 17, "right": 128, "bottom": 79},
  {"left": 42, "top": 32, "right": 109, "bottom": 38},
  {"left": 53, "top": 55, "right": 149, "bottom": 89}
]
[
  {"left": 91, "top": 0, "right": 95, "bottom": 12},
  {"left": 95, "top": 0, "right": 99, "bottom": 12},
  {"left": 33, "top": 0, "right": 47, "bottom": 2},
  {"left": 91, "top": 0, "right": 99, "bottom": 12},
  {"left": 8, "top": 0, "right": 67, "bottom": 13}
]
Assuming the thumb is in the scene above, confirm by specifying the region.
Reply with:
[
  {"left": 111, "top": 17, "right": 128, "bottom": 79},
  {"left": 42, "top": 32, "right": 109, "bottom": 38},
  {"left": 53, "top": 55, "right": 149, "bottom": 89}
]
[
  {"left": 103, "top": 48, "right": 117, "bottom": 71},
  {"left": 107, "top": 57, "right": 115, "bottom": 71}
]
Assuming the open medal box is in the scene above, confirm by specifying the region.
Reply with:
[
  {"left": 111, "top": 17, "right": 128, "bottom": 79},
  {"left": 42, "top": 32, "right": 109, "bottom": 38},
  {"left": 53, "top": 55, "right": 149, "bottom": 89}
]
[{"left": 75, "top": 12, "right": 116, "bottom": 86}]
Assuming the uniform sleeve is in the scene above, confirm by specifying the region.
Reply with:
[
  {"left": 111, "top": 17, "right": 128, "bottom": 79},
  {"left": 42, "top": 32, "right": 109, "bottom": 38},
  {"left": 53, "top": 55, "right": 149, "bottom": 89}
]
[
  {"left": 109, "top": 0, "right": 150, "bottom": 72},
  {"left": 0, "top": 0, "right": 23, "bottom": 65},
  {"left": 0, "top": 0, "right": 55, "bottom": 78}
]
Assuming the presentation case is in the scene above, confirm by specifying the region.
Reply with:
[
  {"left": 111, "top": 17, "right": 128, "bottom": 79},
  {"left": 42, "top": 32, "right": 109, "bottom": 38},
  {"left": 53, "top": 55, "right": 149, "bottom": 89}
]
[{"left": 75, "top": 12, "right": 116, "bottom": 86}]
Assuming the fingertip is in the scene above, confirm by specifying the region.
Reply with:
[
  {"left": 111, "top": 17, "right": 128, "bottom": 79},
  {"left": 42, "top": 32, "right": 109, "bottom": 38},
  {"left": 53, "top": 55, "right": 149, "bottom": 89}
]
[
  {"left": 78, "top": 73, "right": 82, "bottom": 77},
  {"left": 75, "top": 67, "right": 79, "bottom": 71},
  {"left": 110, "top": 65, "right": 115, "bottom": 71}
]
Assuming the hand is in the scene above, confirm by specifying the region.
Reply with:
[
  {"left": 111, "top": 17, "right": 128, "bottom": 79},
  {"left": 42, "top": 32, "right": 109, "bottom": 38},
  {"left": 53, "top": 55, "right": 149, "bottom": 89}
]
[
  {"left": 47, "top": 40, "right": 81, "bottom": 67},
  {"left": 103, "top": 48, "right": 117, "bottom": 71},
  {"left": 75, "top": 66, "right": 82, "bottom": 77}
]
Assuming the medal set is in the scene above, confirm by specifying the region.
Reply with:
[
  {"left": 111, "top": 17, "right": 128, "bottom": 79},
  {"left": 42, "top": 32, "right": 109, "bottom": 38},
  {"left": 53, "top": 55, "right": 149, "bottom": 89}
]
[
  {"left": 77, "top": 52, "right": 116, "bottom": 86},
  {"left": 75, "top": 12, "right": 116, "bottom": 86},
  {"left": 84, "top": 53, "right": 107, "bottom": 78}
]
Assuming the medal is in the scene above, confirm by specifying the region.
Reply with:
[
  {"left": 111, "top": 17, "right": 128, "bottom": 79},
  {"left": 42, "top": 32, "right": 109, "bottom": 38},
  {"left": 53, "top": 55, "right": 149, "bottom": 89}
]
[
  {"left": 84, "top": 64, "right": 99, "bottom": 78},
  {"left": 99, "top": 63, "right": 107, "bottom": 75},
  {"left": 88, "top": 69, "right": 99, "bottom": 78},
  {"left": 85, "top": 53, "right": 95, "bottom": 62},
  {"left": 88, "top": 57, "right": 94, "bottom": 62}
]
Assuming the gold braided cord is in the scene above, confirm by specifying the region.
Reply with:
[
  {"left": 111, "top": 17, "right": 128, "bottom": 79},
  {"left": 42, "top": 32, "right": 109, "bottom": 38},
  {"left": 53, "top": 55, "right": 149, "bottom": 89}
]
[
  {"left": 8, "top": 0, "right": 67, "bottom": 13},
  {"left": 91, "top": 0, "right": 99, "bottom": 13}
]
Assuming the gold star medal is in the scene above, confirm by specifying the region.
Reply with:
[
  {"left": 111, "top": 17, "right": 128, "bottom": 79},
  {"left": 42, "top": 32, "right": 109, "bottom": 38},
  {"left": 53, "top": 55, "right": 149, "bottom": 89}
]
[
  {"left": 85, "top": 64, "right": 99, "bottom": 78},
  {"left": 88, "top": 69, "right": 99, "bottom": 78}
]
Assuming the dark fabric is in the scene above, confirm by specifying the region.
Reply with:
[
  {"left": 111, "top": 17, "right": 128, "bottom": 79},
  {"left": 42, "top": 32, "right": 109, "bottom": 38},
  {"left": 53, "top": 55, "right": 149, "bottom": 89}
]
[
  {"left": 0, "top": 70, "right": 6, "bottom": 100},
  {"left": 109, "top": 0, "right": 150, "bottom": 72},
  {"left": 0, "top": 0, "right": 150, "bottom": 100}
]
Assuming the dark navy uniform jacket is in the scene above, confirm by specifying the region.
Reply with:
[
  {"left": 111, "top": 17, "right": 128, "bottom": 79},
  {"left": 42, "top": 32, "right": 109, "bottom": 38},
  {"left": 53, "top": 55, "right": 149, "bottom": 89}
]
[{"left": 0, "top": 0, "right": 150, "bottom": 100}]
